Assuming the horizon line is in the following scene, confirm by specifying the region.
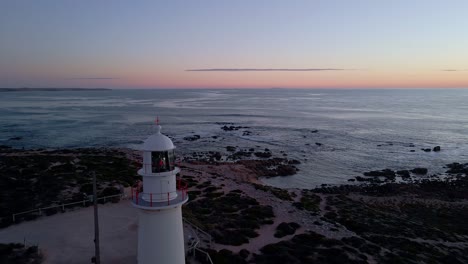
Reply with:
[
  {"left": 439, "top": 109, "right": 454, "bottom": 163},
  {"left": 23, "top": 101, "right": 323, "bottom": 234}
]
[{"left": 186, "top": 68, "right": 355, "bottom": 72}]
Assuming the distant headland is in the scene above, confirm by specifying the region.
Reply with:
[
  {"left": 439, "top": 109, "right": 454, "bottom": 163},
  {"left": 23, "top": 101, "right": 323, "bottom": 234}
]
[{"left": 0, "top": 88, "right": 111, "bottom": 92}]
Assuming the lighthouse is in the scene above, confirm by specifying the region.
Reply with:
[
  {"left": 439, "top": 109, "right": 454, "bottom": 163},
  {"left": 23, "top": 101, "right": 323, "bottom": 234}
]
[{"left": 131, "top": 122, "right": 188, "bottom": 264}]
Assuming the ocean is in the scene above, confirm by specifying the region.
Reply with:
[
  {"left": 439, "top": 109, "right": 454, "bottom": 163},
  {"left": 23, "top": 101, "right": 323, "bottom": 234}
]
[{"left": 1, "top": 88, "right": 468, "bottom": 188}]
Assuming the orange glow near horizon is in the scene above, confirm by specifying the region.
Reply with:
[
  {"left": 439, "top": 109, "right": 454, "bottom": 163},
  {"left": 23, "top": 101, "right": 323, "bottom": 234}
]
[{"left": 99, "top": 69, "right": 468, "bottom": 89}]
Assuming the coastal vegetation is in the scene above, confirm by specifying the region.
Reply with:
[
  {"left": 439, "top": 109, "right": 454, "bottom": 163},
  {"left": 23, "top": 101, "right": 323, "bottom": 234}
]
[
  {"left": 2, "top": 146, "right": 468, "bottom": 263},
  {"left": 0, "top": 146, "right": 139, "bottom": 227},
  {"left": 184, "top": 189, "right": 275, "bottom": 246},
  {"left": 0, "top": 243, "right": 42, "bottom": 264}
]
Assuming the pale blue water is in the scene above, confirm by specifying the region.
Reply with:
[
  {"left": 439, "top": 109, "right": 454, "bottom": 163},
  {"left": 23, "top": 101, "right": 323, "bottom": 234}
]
[{"left": 1, "top": 88, "right": 468, "bottom": 188}]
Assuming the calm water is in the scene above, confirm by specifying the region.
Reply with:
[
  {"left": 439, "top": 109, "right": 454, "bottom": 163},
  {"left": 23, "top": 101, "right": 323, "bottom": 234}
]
[{"left": 1, "top": 88, "right": 468, "bottom": 188}]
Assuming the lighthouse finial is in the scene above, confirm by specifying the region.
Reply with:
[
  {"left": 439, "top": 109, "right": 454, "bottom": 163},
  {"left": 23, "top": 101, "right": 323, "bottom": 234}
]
[{"left": 156, "top": 116, "right": 160, "bottom": 125}]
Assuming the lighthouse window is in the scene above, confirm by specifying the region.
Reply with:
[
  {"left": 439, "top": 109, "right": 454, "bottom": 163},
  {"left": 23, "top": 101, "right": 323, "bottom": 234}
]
[
  {"left": 167, "top": 150, "right": 176, "bottom": 170},
  {"left": 151, "top": 151, "right": 167, "bottom": 172},
  {"left": 151, "top": 150, "right": 175, "bottom": 172}
]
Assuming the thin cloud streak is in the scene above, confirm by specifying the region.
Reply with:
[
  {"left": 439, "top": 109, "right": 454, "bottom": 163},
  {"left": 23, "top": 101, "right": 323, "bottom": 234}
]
[
  {"left": 441, "top": 69, "right": 468, "bottom": 72},
  {"left": 186, "top": 68, "right": 353, "bottom": 72},
  {"left": 65, "top": 77, "right": 120, "bottom": 80}
]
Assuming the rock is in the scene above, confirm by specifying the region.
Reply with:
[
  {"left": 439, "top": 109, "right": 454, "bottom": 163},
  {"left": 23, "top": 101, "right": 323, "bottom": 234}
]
[
  {"left": 183, "top": 135, "right": 200, "bottom": 141},
  {"left": 226, "top": 146, "right": 236, "bottom": 152},
  {"left": 310, "top": 130, "right": 318, "bottom": 133},
  {"left": 242, "top": 131, "right": 252, "bottom": 136},
  {"left": 232, "top": 151, "right": 252, "bottom": 159},
  {"left": 213, "top": 152, "right": 222, "bottom": 161},
  {"left": 411, "top": 167, "right": 428, "bottom": 175},
  {"left": 396, "top": 170, "right": 410, "bottom": 178},
  {"left": 410, "top": 150, "right": 415, "bottom": 152},
  {"left": 363, "top": 169, "right": 395, "bottom": 178},
  {"left": 433, "top": 146, "right": 441, "bottom": 152},
  {"left": 422, "top": 148, "right": 431, "bottom": 152},
  {"left": 277, "top": 165, "right": 297, "bottom": 176},
  {"left": 348, "top": 179, "right": 356, "bottom": 182},
  {"left": 254, "top": 152, "right": 272, "bottom": 158},
  {"left": 315, "top": 142, "right": 322, "bottom": 146},
  {"left": 212, "top": 136, "right": 218, "bottom": 139},
  {"left": 8, "top": 136, "right": 22, "bottom": 141},
  {"left": 446, "top": 163, "right": 468, "bottom": 174},
  {"left": 221, "top": 125, "right": 250, "bottom": 131}
]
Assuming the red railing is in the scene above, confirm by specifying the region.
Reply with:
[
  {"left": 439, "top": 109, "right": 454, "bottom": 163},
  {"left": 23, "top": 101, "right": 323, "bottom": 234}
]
[{"left": 131, "top": 180, "right": 188, "bottom": 207}]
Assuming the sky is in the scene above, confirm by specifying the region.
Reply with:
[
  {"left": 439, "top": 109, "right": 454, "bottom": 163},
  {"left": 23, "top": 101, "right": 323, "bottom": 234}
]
[{"left": 0, "top": 0, "right": 467, "bottom": 89}]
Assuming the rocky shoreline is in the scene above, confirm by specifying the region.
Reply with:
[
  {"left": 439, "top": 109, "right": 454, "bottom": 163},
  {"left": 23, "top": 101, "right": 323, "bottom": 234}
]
[{"left": 1, "top": 146, "right": 468, "bottom": 263}]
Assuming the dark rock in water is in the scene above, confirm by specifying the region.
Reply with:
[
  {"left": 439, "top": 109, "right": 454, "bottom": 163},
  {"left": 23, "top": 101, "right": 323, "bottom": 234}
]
[
  {"left": 411, "top": 167, "right": 428, "bottom": 175},
  {"left": 221, "top": 125, "right": 250, "bottom": 131},
  {"left": 422, "top": 148, "right": 431, "bottom": 152},
  {"left": 305, "top": 143, "right": 310, "bottom": 146},
  {"left": 348, "top": 179, "right": 356, "bottom": 182},
  {"left": 238, "top": 158, "right": 299, "bottom": 178},
  {"left": 282, "top": 153, "right": 287, "bottom": 156},
  {"left": 264, "top": 148, "right": 270, "bottom": 152},
  {"left": 410, "top": 150, "right": 415, "bottom": 152},
  {"left": 377, "top": 144, "right": 382, "bottom": 147},
  {"left": 363, "top": 169, "right": 395, "bottom": 178},
  {"left": 232, "top": 151, "right": 252, "bottom": 158},
  {"left": 213, "top": 152, "right": 222, "bottom": 161},
  {"left": 446, "top": 162, "right": 468, "bottom": 174},
  {"left": 288, "top": 159, "right": 300, "bottom": 165},
  {"left": 226, "top": 146, "right": 236, "bottom": 152},
  {"left": 183, "top": 135, "right": 200, "bottom": 141},
  {"left": 310, "top": 130, "right": 318, "bottom": 133},
  {"left": 315, "top": 142, "right": 322, "bottom": 146},
  {"left": 212, "top": 136, "right": 218, "bottom": 139},
  {"left": 254, "top": 152, "right": 272, "bottom": 158},
  {"left": 276, "top": 165, "right": 297, "bottom": 176},
  {"left": 408, "top": 143, "right": 415, "bottom": 147},
  {"left": 8, "top": 136, "right": 22, "bottom": 141},
  {"left": 249, "top": 148, "right": 255, "bottom": 152},
  {"left": 355, "top": 176, "right": 367, "bottom": 182},
  {"left": 396, "top": 170, "right": 411, "bottom": 178},
  {"left": 242, "top": 131, "right": 252, "bottom": 136},
  {"left": 433, "top": 146, "right": 441, "bottom": 152}
]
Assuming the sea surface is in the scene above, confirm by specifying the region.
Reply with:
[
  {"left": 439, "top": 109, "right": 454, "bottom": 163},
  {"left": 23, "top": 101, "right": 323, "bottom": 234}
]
[{"left": 1, "top": 88, "right": 468, "bottom": 188}]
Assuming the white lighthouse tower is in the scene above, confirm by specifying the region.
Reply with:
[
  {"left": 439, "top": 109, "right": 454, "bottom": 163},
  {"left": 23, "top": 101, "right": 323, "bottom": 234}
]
[{"left": 131, "top": 122, "right": 188, "bottom": 264}]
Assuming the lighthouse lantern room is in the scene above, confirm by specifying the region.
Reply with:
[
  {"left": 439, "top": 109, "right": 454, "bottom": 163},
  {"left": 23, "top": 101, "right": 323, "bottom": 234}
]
[{"left": 131, "top": 122, "right": 188, "bottom": 264}]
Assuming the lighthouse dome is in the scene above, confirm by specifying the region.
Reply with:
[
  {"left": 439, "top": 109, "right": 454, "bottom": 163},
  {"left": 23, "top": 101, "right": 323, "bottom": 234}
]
[{"left": 140, "top": 125, "right": 175, "bottom": 151}]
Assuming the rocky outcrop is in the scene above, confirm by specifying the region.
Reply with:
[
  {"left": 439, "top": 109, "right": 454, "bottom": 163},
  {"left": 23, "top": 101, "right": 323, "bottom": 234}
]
[
  {"left": 226, "top": 146, "right": 236, "bottom": 152},
  {"left": 183, "top": 135, "right": 200, "bottom": 141},
  {"left": 254, "top": 152, "right": 272, "bottom": 158},
  {"left": 221, "top": 125, "right": 250, "bottom": 131},
  {"left": 411, "top": 167, "right": 428, "bottom": 175}
]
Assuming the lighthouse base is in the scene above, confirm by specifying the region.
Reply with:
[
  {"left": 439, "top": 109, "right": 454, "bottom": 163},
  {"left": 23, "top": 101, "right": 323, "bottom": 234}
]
[{"left": 137, "top": 206, "right": 186, "bottom": 264}]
